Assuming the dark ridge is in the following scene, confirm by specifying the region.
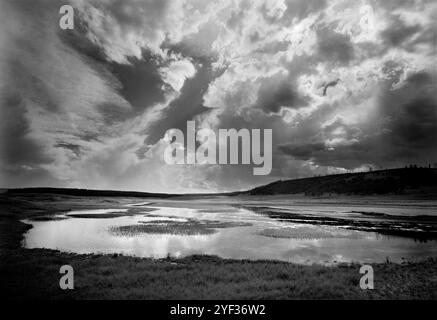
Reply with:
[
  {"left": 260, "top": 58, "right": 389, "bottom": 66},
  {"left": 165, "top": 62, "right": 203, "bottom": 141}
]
[
  {"left": 246, "top": 168, "right": 437, "bottom": 196},
  {"left": 4, "top": 187, "right": 176, "bottom": 198},
  {"left": 4, "top": 168, "right": 437, "bottom": 198}
]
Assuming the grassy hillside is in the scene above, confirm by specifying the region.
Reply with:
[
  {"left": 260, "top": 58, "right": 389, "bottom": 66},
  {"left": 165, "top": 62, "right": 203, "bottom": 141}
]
[
  {"left": 5, "top": 168, "right": 437, "bottom": 198},
  {"left": 247, "top": 168, "right": 437, "bottom": 196}
]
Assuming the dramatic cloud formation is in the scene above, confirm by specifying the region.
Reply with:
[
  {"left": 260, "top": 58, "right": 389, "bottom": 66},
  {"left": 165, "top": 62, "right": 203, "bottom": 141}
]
[{"left": 1, "top": 0, "right": 436, "bottom": 192}]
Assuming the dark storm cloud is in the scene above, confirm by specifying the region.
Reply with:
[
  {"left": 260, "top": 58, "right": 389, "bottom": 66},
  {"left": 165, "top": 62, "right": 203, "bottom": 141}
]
[
  {"left": 381, "top": 60, "right": 405, "bottom": 84},
  {"left": 55, "top": 143, "right": 81, "bottom": 157},
  {"left": 316, "top": 28, "right": 355, "bottom": 64},
  {"left": 377, "top": 8, "right": 436, "bottom": 54},
  {"left": 58, "top": 15, "right": 108, "bottom": 64},
  {"left": 283, "top": 138, "right": 382, "bottom": 169},
  {"left": 279, "top": 71, "right": 437, "bottom": 169},
  {"left": 279, "top": 142, "right": 326, "bottom": 159},
  {"left": 278, "top": 116, "right": 363, "bottom": 168},
  {"left": 381, "top": 15, "right": 421, "bottom": 47},
  {"left": 381, "top": 72, "right": 437, "bottom": 150},
  {"left": 406, "top": 72, "right": 433, "bottom": 86},
  {"left": 391, "top": 96, "right": 437, "bottom": 148},
  {"left": 254, "top": 73, "right": 309, "bottom": 114},
  {"left": 0, "top": 0, "right": 66, "bottom": 187},
  {"left": 60, "top": 16, "right": 167, "bottom": 119},
  {"left": 145, "top": 58, "right": 221, "bottom": 145},
  {"left": 0, "top": 91, "right": 50, "bottom": 166},
  {"left": 377, "top": 0, "right": 425, "bottom": 11},
  {"left": 79, "top": 0, "right": 177, "bottom": 63},
  {"left": 322, "top": 79, "right": 340, "bottom": 96},
  {"left": 109, "top": 51, "right": 167, "bottom": 115},
  {"left": 322, "top": 117, "right": 361, "bottom": 140}
]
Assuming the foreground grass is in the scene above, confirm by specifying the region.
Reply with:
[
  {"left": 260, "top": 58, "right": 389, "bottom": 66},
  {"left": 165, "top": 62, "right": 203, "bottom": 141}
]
[{"left": 1, "top": 195, "right": 437, "bottom": 299}]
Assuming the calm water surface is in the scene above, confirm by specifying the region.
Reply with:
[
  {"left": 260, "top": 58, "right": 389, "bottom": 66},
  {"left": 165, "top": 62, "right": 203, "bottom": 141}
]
[{"left": 22, "top": 202, "right": 437, "bottom": 264}]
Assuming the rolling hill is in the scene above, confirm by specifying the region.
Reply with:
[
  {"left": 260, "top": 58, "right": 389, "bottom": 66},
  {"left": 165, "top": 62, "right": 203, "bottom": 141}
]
[
  {"left": 246, "top": 168, "right": 437, "bottom": 196},
  {"left": 4, "top": 168, "right": 437, "bottom": 198}
]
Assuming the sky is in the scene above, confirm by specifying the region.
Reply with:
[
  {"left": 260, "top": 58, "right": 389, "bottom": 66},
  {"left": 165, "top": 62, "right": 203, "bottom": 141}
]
[{"left": 0, "top": 0, "right": 436, "bottom": 193}]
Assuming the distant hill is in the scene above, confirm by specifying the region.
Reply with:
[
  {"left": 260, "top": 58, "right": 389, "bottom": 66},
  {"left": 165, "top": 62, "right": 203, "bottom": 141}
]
[
  {"left": 4, "top": 187, "right": 175, "bottom": 198},
  {"left": 246, "top": 168, "right": 437, "bottom": 196},
  {"left": 4, "top": 168, "right": 437, "bottom": 198}
]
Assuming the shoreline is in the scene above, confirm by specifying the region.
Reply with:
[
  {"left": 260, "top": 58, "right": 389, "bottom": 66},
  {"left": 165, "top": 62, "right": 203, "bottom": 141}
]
[
  {"left": 1, "top": 217, "right": 436, "bottom": 299},
  {"left": 1, "top": 194, "right": 437, "bottom": 299}
]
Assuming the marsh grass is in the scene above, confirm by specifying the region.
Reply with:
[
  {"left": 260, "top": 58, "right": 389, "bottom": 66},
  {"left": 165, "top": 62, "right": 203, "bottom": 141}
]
[
  {"left": 66, "top": 207, "right": 157, "bottom": 219},
  {"left": 28, "top": 216, "right": 69, "bottom": 221},
  {"left": 109, "top": 219, "right": 252, "bottom": 236},
  {"left": 257, "top": 226, "right": 365, "bottom": 240},
  {"left": 68, "top": 213, "right": 133, "bottom": 219},
  {"left": 246, "top": 206, "right": 437, "bottom": 240}
]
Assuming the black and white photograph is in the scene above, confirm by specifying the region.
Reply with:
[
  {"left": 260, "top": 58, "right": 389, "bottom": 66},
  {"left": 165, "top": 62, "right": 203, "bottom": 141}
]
[{"left": 1, "top": 0, "right": 437, "bottom": 306}]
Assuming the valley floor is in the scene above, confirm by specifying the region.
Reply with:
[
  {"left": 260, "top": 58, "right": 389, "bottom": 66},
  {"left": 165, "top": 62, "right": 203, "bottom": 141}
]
[{"left": 1, "top": 194, "right": 436, "bottom": 300}]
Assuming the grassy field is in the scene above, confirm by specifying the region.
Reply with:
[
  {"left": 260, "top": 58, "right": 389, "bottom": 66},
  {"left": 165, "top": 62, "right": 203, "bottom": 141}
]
[{"left": 1, "top": 194, "right": 436, "bottom": 300}]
